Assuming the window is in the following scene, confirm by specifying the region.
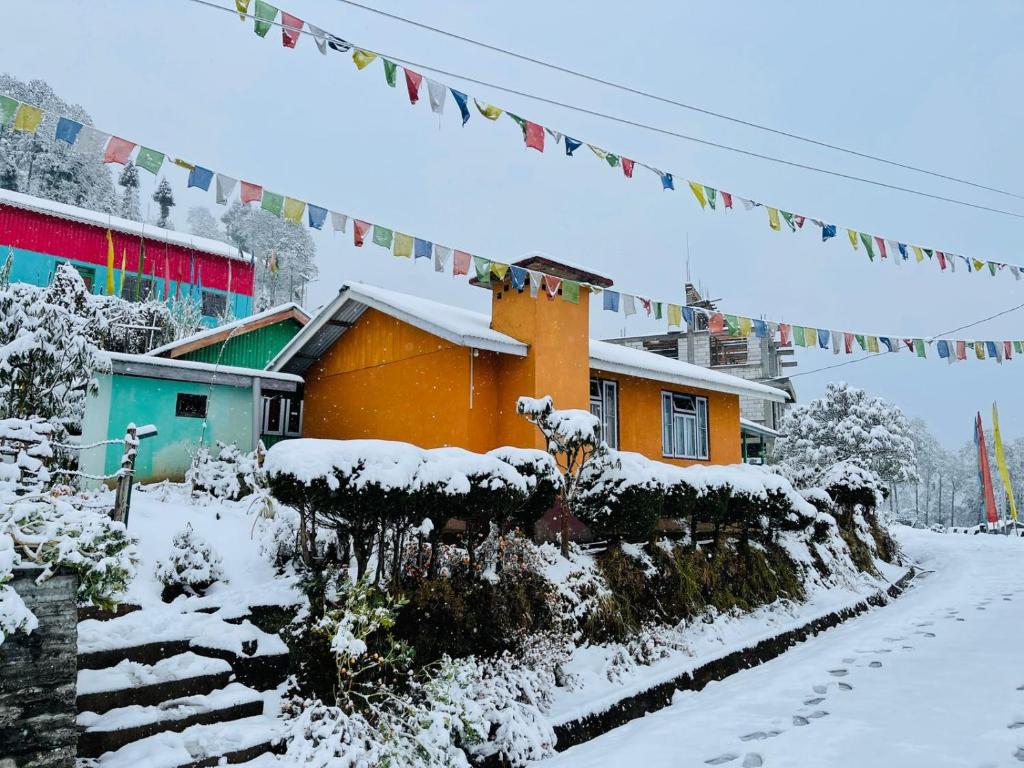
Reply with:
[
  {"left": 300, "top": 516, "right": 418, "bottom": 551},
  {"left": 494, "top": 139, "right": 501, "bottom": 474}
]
[
  {"left": 710, "top": 335, "right": 748, "bottom": 366},
  {"left": 202, "top": 290, "right": 228, "bottom": 317},
  {"left": 54, "top": 262, "right": 96, "bottom": 292},
  {"left": 661, "top": 392, "right": 709, "bottom": 459},
  {"left": 262, "top": 395, "right": 303, "bottom": 437},
  {"left": 175, "top": 393, "right": 208, "bottom": 418},
  {"left": 589, "top": 378, "right": 618, "bottom": 449},
  {"left": 121, "top": 275, "right": 156, "bottom": 302}
]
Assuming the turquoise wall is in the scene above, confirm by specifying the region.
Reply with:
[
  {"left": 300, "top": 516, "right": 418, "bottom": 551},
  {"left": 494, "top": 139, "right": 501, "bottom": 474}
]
[
  {"left": 80, "top": 372, "right": 255, "bottom": 485},
  {"left": 4, "top": 245, "right": 253, "bottom": 324}
]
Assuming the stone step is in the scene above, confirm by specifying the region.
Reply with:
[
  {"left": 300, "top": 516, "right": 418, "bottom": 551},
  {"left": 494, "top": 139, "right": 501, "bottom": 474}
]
[
  {"left": 77, "top": 682, "right": 265, "bottom": 758},
  {"left": 77, "top": 652, "right": 232, "bottom": 715},
  {"left": 84, "top": 714, "right": 282, "bottom": 768}
]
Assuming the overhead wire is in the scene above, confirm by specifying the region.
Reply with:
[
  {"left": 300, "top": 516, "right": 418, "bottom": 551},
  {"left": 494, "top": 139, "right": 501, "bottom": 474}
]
[
  {"left": 181, "top": 0, "right": 1024, "bottom": 220},
  {"left": 326, "top": 0, "right": 1024, "bottom": 202}
]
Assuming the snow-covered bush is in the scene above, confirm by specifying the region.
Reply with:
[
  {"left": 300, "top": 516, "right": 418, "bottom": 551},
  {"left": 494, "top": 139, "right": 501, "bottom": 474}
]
[
  {"left": 153, "top": 524, "right": 225, "bottom": 598},
  {"left": 187, "top": 441, "right": 261, "bottom": 501},
  {"left": 0, "top": 531, "right": 38, "bottom": 645},
  {"left": 487, "top": 446, "right": 562, "bottom": 534},
  {"left": 255, "top": 505, "right": 301, "bottom": 571},
  {"left": 576, "top": 451, "right": 665, "bottom": 543}
]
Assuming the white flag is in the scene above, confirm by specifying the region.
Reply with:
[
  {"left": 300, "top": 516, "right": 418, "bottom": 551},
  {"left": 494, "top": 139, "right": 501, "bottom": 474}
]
[
  {"left": 426, "top": 80, "right": 446, "bottom": 115},
  {"left": 215, "top": 174, "right": 237, "bottom": 206},
  {"left": 331, "top": 211, "right": 348, "bottom": 234}
]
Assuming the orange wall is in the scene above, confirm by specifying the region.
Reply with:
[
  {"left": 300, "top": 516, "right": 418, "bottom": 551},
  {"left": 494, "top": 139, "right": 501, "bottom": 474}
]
[{"left": 592, "top": 369, "right": 742, "bottom": 466}]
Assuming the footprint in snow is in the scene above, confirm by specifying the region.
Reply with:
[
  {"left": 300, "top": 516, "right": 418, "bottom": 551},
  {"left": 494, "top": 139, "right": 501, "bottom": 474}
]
[
  {"left": 808, "top": 710, "right": 829, "bottom": 719},
  {"left": 705, "top": 754, "right": 738, "bottom": 764},
  {"left": 1008, "top": 721, "right": 1024, "bottom": 730},
  {"left": 812, "top": 685, "right": 828, "bottom": 694},
  {"left": 793, "top": 715, "right": 810, "bottom": 726},
  {"left": 804, "top": 697, "right": 826, "bottom": 705},
  {"left": 883, "top": 636, "right": 904, "bottom": 642},
  {"left": 914, "top": 621, "right": 934, "bottom": 627},
  {"left": 977, "top": 607, "right": 987, "bottom": 611},
  {"left": 740, "top": 731, "right": 782, "bottom": 742},
  {"left": 902, "top": 645, "right": 914, "bottom": 650},
  {"left": 1016, "top": 684, "right": 1024, "bottom": 691},
  {"left": 1005, "top": 597, "right": 1013, "bottom": 602},
  {"left": 956, "top": 618, "right": 966, "bottom": 622},
  {"left": 869, "top": 661, "right": 883, "bottom": 668},
  {"left": 1015, "top": 747, "right": 1024, "bottom": 762},
  {"left": 838, "top": 682, "right": 853, "bottom": 691},
  {"left": 829, "top": 669, "right": 848, "bottom": 677},
  {"left": 842, "top": 657, "right": 856, "bottom": 663},
  {"left": 743, "top": 754, "right": 764, "bottom": 767}
]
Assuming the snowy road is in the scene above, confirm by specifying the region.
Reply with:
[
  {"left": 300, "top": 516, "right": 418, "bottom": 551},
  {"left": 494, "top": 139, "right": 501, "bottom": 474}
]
[{"left": 540, "top": 528, "right": 1024, "bottom": 768}]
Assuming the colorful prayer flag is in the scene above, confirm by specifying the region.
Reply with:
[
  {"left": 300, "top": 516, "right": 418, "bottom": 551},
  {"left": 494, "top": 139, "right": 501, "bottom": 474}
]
[
  {"left": 135, "top": 147, "right": 164, "bottom": 175},
  {"left": 281, "top": 11, "right": 302, "bottom": 48},
  {"left": 543, "top": 275, "right": 562, "bottom": 299},
  {"left": 822, "top": 224, "right": 836, "bottom": 241},
  {"left": 660, "top": 172, "right": 674, "bottom": 190},
  {"left": 382, "top": 59, "right": 398, "bottom": 87},
  {"left": 860, "top": 233, "right": 875, "bottom": 260},
  {"left": 847, "top": 229, "right": 859, "bottom": 250},
  {"left": 353, "top": 220, "right": 371, "bottom": 246},
  {"left": 427, "top": 80, "right": 446, "bottom": 114},
  {"left": 993, "top": 403, "right": 1017, "bottom": 520},
  {"left": 331, "top": 211, "right": 348, "bottom": 233},
  {"left": 12, "top": 104, "right": 43, "bottom": 133},
  {"left": 562, "top": 280, "right": 580, "bottom": 304},
  {"left": 688, "top": 181, "right": 707, "bottom": 209},
  {"left": 914, "top": 338, "right": 926, "bottom": 358},
  {"left": 105, "top": 230, "right": 115, "bottom": 295},
  {"left": 55, "top": 117, "right": 83, "bottom": 145},
  {"left": 372, "top": 225, "right": 393, "bottom": 249},
  {"left": 510, "top": 265, "right": 528, "bottom": 291},
  {"left": 393, "top": 232, "right": 413, "bottom": 258},
  {"left": 308, "top": 204, "right": 327, "bottom": 230},
  {"left": 874, "top": 236, "right": 887, "bottom": 259},
  {"left": 103, "top": 136, "right": 135, "bottom": 164},
  {"left": 283, "top": 197, "right": 305, "bottom": 224},
  {"left": 187, "top": 165, "right": 214, "bottom": 191},
  {"left": 453, "top": 250, "right": 471, "bottom": 275},
  {"left": 709, "top": 313, "right": 725, "bottom": 333},
  {"left": 603, "top": 290, "right": 620, "bottom": 312},
  {"left": 524, "top": 120, "right": 544, "bottom": 152},
  {"left": 414, "top": 238, "right": 432, "bottom": 260},
  {"left": 352, "top": 49, "right": 377, "bottom": 69},
  {"left": 451, "top": 89, "right": 470, "bottom": 125},
  {"left": 236, "top": 0, "right": 250, "bottom": 19},
  {"left": 261, "top": 190, "right": 284, "bottom": 216},
  {"left": 817, "top": 328, "right": 830, "bottom": 349},
  {"left": 0, "top": 96, "right": 18, "bottom": 126},
  {"left": 622, "top": 158, "right": 634, "bottom": 178},
  {"left": 721, "top": 191, "right": 733, "bottom": 209},
  {"left": 565, "top": 137, "right": 583, "bottom": 155},
  {"left": 240, "top": 181, "right": 262, "bottom": 204},
  {"left": 474, "top": 99, "right": 502, "bottom": 120},
  {"left": 667, "top": 303, "right": 682, "bottom": 328},
  {"left": 706, "top": 188, "right": 717, "bottom": 210},
  {"left": 472, "top": 257, "right": 491, "bottom": 284},
  {"left": 253, "top": 0, "right": 277, "bottom": 37},
  {"left": 405, "top": 69, "right": 423, "bottom": 104},
  {"left": 434, "top": 245, "right": 451, "bottom": 273}
]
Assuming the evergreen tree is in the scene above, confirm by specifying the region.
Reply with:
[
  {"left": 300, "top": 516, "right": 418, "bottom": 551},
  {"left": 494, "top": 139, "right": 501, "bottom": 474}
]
[
  {"left": 0, "top": 74, "right": 117, "bottom": 213},
  {"left": 186, "top": 206, "right": 226, "bottom": 241},
  {"left": 152, "top": 177, "right": 175, "bottom": 229},
  {"left": 117, "top": 161, "right": 141, "bottom": 222}
]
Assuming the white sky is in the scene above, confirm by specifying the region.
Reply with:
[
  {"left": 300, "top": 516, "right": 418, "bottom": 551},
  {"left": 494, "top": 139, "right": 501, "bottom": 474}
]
[{"left": 4, "top": 0, "right": 1022, "bottom": 448}]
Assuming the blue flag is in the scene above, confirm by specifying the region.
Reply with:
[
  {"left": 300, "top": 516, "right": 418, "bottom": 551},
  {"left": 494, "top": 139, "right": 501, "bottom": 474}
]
[
  {"left": 681, "top": 306, "right": 694, "bottom": 326},
  {"left": 565, "top": 137, "right": 583, "bottom": 156},
  {"left": 510, "top": 265, "right": 528, "bottom": 291},
  {"left": 450, "top": 89, "right": 470, "bottom": 126},
  {"left": 55, "top": 117, "right": 83, "bottom": 145},
  {"left": 307, "top": 204, "right": 327, "bottom": 230},
  {"left": 188, "top": 165, "right": 214, "bottom": 192},
  {"left": 937, "top": 340, "right": 950, "bottom": 359},
  {"left": 821, "top": 224, "right": 836, "bottom": 242},
  {"left": 414, "top": 238, "right": 432, "bottom": 260},
  {"left": 817, "top": 328, "right": 830, "bottom": 349},
  {"left": 986, "top": 341, "right": 998, "bottom": 358},
  {"left": 753, "top": 319, "right": 767, "bottom": 338},
  {"left": 880, "top": 337, "right": 894, "bottom": 352},
  {"left": 897, "top": 242, "right": 908, "bottom": 260},
  {"left": 603, "top": 290, "right": 620, "bottom": 312},
  {"left": 661, "top": 172, "right": 674, "bottom": 190}
]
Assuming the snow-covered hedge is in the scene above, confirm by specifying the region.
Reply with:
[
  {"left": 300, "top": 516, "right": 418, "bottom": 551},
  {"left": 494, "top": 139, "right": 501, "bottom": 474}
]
[{"left": 186, "top": 441, "right": 261, "bottom": 501}]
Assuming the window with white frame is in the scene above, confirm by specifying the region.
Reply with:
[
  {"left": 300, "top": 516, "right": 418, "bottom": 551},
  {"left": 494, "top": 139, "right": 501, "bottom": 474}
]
[
  {"left": 589, "top": 378, "right": 619, "bottom": 449},
  {"left": 661, "top": 391, "right": 709, "bottom": 459},
  {"left": 262, "top": 394, "right": 303, "bottom": 437}
]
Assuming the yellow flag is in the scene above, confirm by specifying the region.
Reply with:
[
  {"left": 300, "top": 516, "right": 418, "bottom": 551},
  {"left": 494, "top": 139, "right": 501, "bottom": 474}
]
[
  {"left": 912, "top": 245, "right": 924, "bottom": 263},
  {"left": 105, "top": 230, "right": 115, "bottom": 295},
  {"left": 473, "top": 99, "right": 503, "bottom": 120},
  {"left": 847, "top": 229, "right": 859, "bottom": 250},
  {"left": 688, "top": 181, "right": 707, "bottom": 209},
  {"left": 993, "top": 403, "right": 1017, "bottom": 520},
  {"left": 173, "top": 158, "right": 195, "bottom": 171},
  {"left": 972, "top": 258, "right": 985, "bottom": 272},
  {"left": 803, "top": 326, "right": 817, "bottom": 346},
  {"left": 236, "top": 0, "right": 250, "bottom": 19},
  {"left": 667, "top": 303, "right": 682, "bottom": 328},
  {"left": 119, "top": 248, "right": 127, "bottom": 296},
  {"left": 13, "top": 104, "right": 44, "bottom": 133},
  {"left": 739, "top": 316, "right": 753, "bottom": 336},
  {"left": 867, "top": 336, "right": 879, "bottom": 353},
  {"left": 283, "top": 197, "right": 305, "bottom": 225},
  {"left": 767, "top": 207, "right": 781, "bottom": 232},
  {"left": 975, "top": 341, "right": 985, "bottom": 360},
  {"left": 490, "top": 262, "right": 509, "bottom": 280},
  {"left": 392, "top": 232, "right": 413, "bottom": 258},
  {"left": 352, "top": 50, "right": 378, "bottom": 70}
]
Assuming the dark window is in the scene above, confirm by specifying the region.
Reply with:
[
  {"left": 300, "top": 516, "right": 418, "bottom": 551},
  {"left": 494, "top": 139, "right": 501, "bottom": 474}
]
[
  {"left": 55, "top": 262, "right": 96, "bottom": 292},
  {"left": 175, "top": 393, "right": 208, "bottom": 418},
  {"left": 121, "top": 275, "right": 156, "bottom": 302},
  {"left": 262, "top": 394, "right": 303, "bottom": 437},
  {"left": 202, "top": 291, "right": 228, "bottom": 317}
]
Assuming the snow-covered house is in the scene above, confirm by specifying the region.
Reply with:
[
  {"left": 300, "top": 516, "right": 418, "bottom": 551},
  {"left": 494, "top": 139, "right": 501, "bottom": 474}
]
[
  {"left": 0, "top": 188, "right": 255, "bottom": 324},
  {"left": 271, "top": 256, "right": 788, "bottom": 467}
]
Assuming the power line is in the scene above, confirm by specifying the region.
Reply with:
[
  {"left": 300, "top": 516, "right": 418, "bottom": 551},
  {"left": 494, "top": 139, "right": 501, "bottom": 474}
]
[
  {"left": 776, "top": 299, "right": 1024, "bottom": 381},
  {"left": 181, "top": 0, "right": 1024, "bottom": 221},
  {"left": 327, "top": 0, "right": 1024, "bottom": 202}
]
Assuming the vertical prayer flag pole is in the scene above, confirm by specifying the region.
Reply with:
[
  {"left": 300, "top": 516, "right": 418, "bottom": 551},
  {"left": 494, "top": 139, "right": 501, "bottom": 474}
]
[
  {"left": 992, "top": 402, "right": 1018, "bottom": 533},
  {"left": 975, "top": 412, "right": 1000, "bottom": 528}
]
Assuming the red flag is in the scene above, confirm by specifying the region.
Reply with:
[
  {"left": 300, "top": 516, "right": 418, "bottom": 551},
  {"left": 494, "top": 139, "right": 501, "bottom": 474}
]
[
  {"left": 240, "top": 181, "right": 262, "bottom": 204},
  {"left": 875, "top": 236, "right": 887, "bottom": 259},
  {"left": 794, "top": 215, "right": 806, "bottom": 229},
  {"left": 453, "top": 250, "right": 471, "bottom": 276},
  {"left": 281, "top": 12, "right": 302, "bottom": 48},
  {"left": 844, "top": 332, "right": 854, "bottom": 354},
  {"left": 937, "top": 251, "right": 947, "bottom": 270},
  {"left": 622, "top": 158, "right": 635, "bottom": 178},
  {"left": 543, "top": 275, "right": 561, "bottom": 299},
  {"left": 778, "top": 323, "right": 792, "bottom": 346},
  {"left": 103, "top": 136, "right": 136, "bottom": 164},
  {"left": 639, "top": 297, "right": 652, "bottom": 315},
  {"left": 164, "top": 253, "right": 171, "bottom": 301},
  {"left": 1005, "top": 341, "right": 1013, "bottom": 360},
  {"left": 976, "top": 413, "right": 1000, "bottom": 524},
  {"left": 524, "top": 121, "right": 544, "bottom": 152},
  {"left": 956, "top": 340, "right": 967, "bottom": 360},
  {"left": 353, "top": 220, "right": 371, "bottom": 247},
  {"left": 405, "top": 69, "right": 423, "bottom": 104},
  {"left": 721, "top": 191, "right": 733, "bottom": 209},
  {"left": 708, "top": 313, "right": 725, "bottom": 333}
]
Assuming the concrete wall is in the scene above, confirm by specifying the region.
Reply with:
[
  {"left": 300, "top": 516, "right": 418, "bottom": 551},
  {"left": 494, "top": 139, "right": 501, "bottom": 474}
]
[{"left": 0, "top": 568, "right": 78, "bottom": 768}]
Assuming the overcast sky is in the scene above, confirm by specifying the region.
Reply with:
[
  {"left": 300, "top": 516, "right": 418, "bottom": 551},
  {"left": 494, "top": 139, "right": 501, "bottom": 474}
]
[{"left": 5, "top": 0, "right": 1023, "bottom": 448}]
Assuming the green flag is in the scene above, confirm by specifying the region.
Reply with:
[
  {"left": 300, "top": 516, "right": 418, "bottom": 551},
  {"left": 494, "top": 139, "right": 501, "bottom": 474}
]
[
  {"left": 859, "top": 232, "right": 876, "bottom": 261},
  {"left": 988, "top": 261, "right": 998, "bottom": 277},
  {"left": 473, "top": 256, "right": 491, "bottom": 284},
  {"left": 135, "top": 147, "right": 164, "bottom": 175},
  {"left": 724, "top": 314, "right": 740, "bottom": 335},
  {"left": 1015, "top": 341, "right": 1023, "bottom": 355},
  {"left": 604, "top": 153, "right": 619, "bottom": 168},
  {"left": 794, "top": 327, "right": 807, "bottom": 347},
  {"left": 855, "top": 334, "right": 866, "bottom": 350},
  {"left": 134, "top": 239, "right": 145, "bottom": 302},
  {"left": 561, "top": 280, "right": 579, "bottom": 304},
  {"left": 372, "top": 225, "right": 393, "bottom": 249},
  {"left": 253, "top": 0, "right": 277, "bottom": 36},
  {"left": 261, "top": 190, "right": 284, "bottom": 216},
  {"left": 0, "top": 96, "right": 17, "bottom": 126},
  {"left": 653, "top": 302, "right": 663, "bottom": 320},
  {"left": 383, "top": 59, "right": 398, "bottom": 87},
  {"left": 705, "top": 187, "right": 717, "bottom": 210},
  {"left": 914, "top": 338, "right": 927, "bottom": 358}
]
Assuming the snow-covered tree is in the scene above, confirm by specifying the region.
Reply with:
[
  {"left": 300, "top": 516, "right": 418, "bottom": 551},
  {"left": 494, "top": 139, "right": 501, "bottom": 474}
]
[
  {"left": 221, "top": 201, "right": 317, "bottom": 308},
  {"left": 152, "top": 177, "right": 175, "bottom": 229},
  {"left": 0, "top": 74, "right": 117, "bottom": 213},
  {"left": 187, "top": 206, "right": 226, "bottom": 241},
  {"left": 117, "top": 160, "right": 141, "bottom": 221},
  {"left": 771, "top": 382, "right": 918, "bottom": 488},
  {"left": 154, "top": 524, "right": 225, "bottom": 597}
]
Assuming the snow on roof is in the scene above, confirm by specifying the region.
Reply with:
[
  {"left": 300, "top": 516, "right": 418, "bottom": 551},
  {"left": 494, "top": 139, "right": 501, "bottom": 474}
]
[
  {"left": 0, "top": 188, "right": 250, "bottom": 262},
  {"left": 146, "top": 302, "right": 309, "bottom": 358},
  {"left": 104, "top": 351, "right": 303, "bottom": 383},
  {"left": 589, "top": 340, "right": 789, "bottom": 402},
  {"left": 740, "top": 417, "right": 784, "bottom": 438}
]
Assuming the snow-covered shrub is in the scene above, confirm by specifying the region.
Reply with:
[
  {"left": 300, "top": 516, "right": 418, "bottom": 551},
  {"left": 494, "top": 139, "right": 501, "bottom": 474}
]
[
  {"left": 0, "top": 416, "right": 60, "bottom": 493},
  {"left": 487, "top": 446, "right": 562, "bottom": 534},
  {"left": 0, "top": 531, "right": 38, "bottom": 645},
  {"left": 187, "top": 441, "right": 261, "bottom": 501},
  {"left": 255, "top": 505, "right": 301, "bottom": 571},
  {"left": 821, "top": 461, "right": 885, "bottom": 514},
  {"left": 153, "top": 524, "right": 225, "bottom": 598},
  {"left": 576, "top": 451, "right": 665, "bottom": 543}
]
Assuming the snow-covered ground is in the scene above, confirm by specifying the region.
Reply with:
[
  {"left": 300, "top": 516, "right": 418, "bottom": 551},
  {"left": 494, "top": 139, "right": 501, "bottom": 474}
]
[{"left": 540, "top": 527, "right": 1024, "bottom": 768}]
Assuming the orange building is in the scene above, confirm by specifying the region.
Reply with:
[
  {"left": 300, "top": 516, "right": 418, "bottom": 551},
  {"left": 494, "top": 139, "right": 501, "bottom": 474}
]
[{"left": 272, "top": 257, "right": 788, "bottom": 467}]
